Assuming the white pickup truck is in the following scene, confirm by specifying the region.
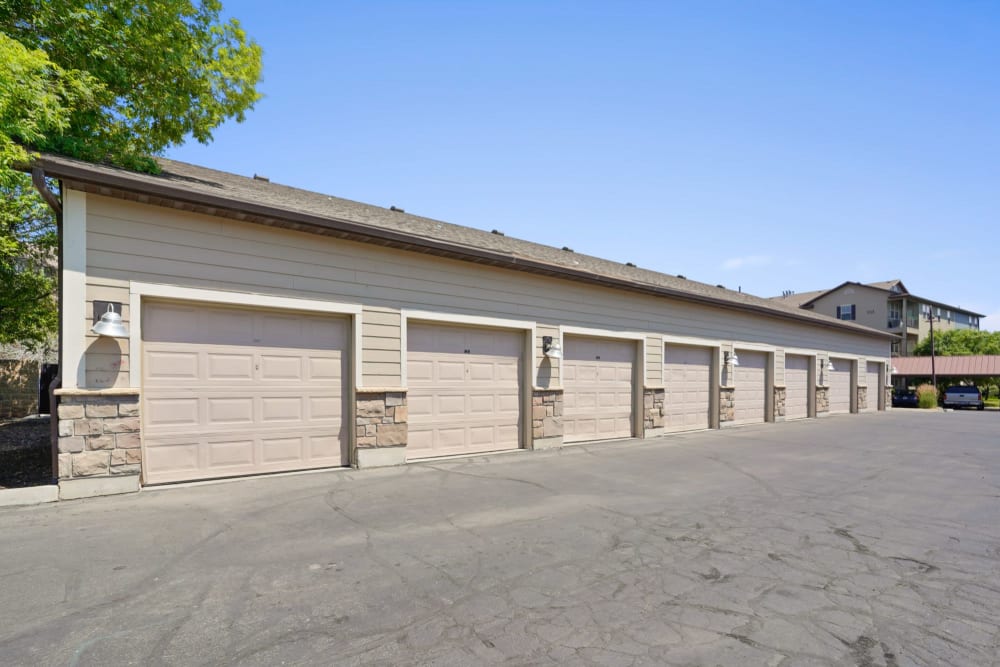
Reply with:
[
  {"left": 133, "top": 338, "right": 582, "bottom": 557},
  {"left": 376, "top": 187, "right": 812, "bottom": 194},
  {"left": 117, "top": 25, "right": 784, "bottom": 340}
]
[{"left": 942, "top": 385, "right": 985, "bottom": 410}]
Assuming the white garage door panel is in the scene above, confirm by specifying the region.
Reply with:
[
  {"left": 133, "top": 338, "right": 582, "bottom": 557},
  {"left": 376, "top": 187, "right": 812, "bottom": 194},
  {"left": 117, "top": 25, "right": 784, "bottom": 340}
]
[
  {"left": 828, "top": 358, "right": 852, "bottom": 414},
  {"left": 864, "top": 362, "right": 881, "bottom": 412},
  {"left": 785, "top": 354, "right": 810, "bottom": 420},
  {"left": 663, "top": 345, "right": 712, "bottom": 432},
  {"left": 142, "top": 302, "right": 348, "bottom": 484},
  {"left": 733, "top": 350, "right": 767, "bottom": 425},
  {"left": 563, "top": 337, "right": 634, "bottom": 443},
  {"left": 407, "top": 323, "right": 522, "bottom": 459}
]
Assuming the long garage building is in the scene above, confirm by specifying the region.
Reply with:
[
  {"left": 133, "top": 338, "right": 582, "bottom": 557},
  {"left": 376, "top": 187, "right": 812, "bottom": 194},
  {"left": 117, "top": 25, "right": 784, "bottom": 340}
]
[{"left": 37, "top": 155, "right": 895, "bottom": 499}]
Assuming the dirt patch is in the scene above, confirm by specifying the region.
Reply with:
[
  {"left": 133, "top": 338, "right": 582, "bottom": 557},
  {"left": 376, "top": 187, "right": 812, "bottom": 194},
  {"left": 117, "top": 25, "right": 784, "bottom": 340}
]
[{"left": 0, "top": 416, "right": 53, "bottom": 488}]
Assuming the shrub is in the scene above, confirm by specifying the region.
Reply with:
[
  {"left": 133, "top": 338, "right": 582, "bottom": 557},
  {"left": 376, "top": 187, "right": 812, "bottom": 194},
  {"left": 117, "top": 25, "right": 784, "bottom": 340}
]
[{"left": 916, "top": 384, "right": 938, "bottom": 409}]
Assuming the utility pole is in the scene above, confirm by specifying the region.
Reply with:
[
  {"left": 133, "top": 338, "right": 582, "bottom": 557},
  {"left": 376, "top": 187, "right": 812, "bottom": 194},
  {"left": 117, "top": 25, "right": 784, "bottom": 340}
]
[{"left": 927, "top": 311, "right": 937, "bottom": 392}]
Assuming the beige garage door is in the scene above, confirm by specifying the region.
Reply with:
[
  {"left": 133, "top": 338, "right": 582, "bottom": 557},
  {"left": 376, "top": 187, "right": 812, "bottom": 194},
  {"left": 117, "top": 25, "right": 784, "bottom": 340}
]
[
  {"left": 828, "top": 358, "right": 852, "bottom": 414},
  {"left": 407, "top": 323, "right": 522, "bottom": 459},
  {"left": 864, "top": 362, "right": 881, "bottom": 412},
  {"left": 733, "top": 350, "right": 767, "bottom": 425},
  {"left": 663, "top": 345, "right": 712, "bottom": 432},
  {"left": 563, "top": 337, "right": 634, "bottom": 443},
  {"left": 142, "top": 301, "right": 348, "bottom": 485},
  {"left": 785, "top": 354, "right": 810, "bottom": 420}
]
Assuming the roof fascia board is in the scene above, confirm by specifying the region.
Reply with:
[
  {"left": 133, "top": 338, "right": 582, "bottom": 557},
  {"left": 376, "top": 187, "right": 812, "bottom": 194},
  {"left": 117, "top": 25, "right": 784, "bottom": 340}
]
[{"left": 39, "top": 158, "right": 895, "bottom": 340}]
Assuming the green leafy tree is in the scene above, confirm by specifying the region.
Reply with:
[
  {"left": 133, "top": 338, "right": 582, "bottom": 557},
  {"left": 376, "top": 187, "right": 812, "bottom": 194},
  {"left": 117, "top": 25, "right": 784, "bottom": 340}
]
[
  {"left": 913, "top": 329, "right": 1000, "bottom": 356},
  {"left": 1, "top": 0, "right": 262, "bottom": 170},
  {"left": 913, "top": 329, "right": 1000, "bottom": 397},
  {"left": 0, "top": 0, "right": 262, "bottom": 347},
  {"left": 0, "top": 33, "right": 91, "bottom": 348},
  {"left": 0, "top": 180, "right": 57, "bottom": 350}
]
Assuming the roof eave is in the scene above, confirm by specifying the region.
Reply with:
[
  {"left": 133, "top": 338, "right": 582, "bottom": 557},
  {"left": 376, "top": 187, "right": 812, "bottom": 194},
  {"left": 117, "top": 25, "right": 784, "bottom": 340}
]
[
  {"left": 886, "top": 293, "right": 985, "bottom": 318},
  {"left": 35, "top": 157, "right": 895, "bottom": 341}
]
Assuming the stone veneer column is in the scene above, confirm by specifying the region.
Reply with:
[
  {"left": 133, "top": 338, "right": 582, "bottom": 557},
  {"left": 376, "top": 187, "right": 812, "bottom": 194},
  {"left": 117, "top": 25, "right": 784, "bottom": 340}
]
[
  {"left": 643, "top": 388, "right": 665, "bottom": 437},
  {"left": 884, "top": 386, "right": 892, "bottom": 411},
  {"left": 773, "top": 386, "right": 786, "bottom": 421},
  {"left": 857, "top": 386, "right": 868, "bottom": 411},
  {"left": 719, "top": 387, "right": 735, "bottom": 423},
  {"left": 355, "top": 389, "right": 407, "bottom": 468},
  {"left": 815, "top": 386, "right": 830, "bottom": 415},
  {"left": 55, "top": 388, "right": 141, "bottom": 499},
  {"left": 531, "top": 389, "right": 563, "bottom": 450}
]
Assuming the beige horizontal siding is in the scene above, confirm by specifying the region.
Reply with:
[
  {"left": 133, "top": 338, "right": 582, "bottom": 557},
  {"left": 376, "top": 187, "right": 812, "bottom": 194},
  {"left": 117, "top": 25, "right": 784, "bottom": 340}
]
[
  {"left": 86, "top": 370, "right": 128, "bottom": 389},
  {"left": 774, "top": 349, "right": 785, "bottom": 386},
  {"left": 646, "top": 335, "right": 663, "bottom": 386},
  {"left": 363, "top": 309, "right": 401, "bottom": 326},
  {"left": 363, "top": 361, "right": 401, "bottom": 379},
  {"left": 83, "top": 280, "right": 134, "bottom": 387},
  {"left": 363, "top": 337, "right": 401, "bottom": 351},
  {"left": 363, "top": 349, "right": 402, "bottom": 364},
  {"left": 83, "top": 195, "right": 888, "bottom": 391},
  {"left": 362, "top": 306, "right": 401, "bottom": 386}
]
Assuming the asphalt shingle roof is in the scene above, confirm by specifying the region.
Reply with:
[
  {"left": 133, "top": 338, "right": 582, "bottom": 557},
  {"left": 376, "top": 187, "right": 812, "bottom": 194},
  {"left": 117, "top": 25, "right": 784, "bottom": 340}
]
[{"left": 35, "top": 153, "right": 894, "bottom": 339}]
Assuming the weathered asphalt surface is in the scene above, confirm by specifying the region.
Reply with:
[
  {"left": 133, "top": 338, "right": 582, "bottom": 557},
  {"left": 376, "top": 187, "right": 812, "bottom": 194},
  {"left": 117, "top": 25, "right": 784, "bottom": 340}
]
[{"left": 1, "top": 411, "right": 998, "bottom": 666}]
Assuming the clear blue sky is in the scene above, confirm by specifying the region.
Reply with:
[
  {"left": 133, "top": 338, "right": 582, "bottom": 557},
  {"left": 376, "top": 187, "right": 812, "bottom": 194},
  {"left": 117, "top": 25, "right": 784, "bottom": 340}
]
[{"left": 166, "top": 1, "right": 1000, "bottom": 329}]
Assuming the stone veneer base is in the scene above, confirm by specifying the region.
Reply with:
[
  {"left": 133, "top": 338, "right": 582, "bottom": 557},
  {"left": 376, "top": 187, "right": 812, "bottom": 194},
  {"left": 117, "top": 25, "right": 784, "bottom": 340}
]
[
  {"left": 644, "top": 427, "right": 667, "bottom": 439},
  {"left": 59, "top": 475, "right": 139, "bottom": 500},
  {"left": 356, "top": 446, "right": 407, "bottom": 468},
  {"left": 355, "top": 390, "right": 407, "bottom": 452},
  {"left": 56, "top": 390, "right": 141, "bottom": 481},
  {"left": 531, "top": 390, "right": 563, "bottom": 442},
  {"left": 719, "top": 387, "right": 736, "bottom": 423}
]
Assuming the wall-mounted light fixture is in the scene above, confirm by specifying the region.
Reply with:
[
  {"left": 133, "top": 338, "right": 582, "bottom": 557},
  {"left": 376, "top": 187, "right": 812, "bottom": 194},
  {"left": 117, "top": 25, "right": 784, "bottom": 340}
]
[
  {"left": 91, "top": 303, "right": 129, "bottom": 338},
  {"left": 542, "top": 335, "right": 562, "bottom": 359},
  {"left": 890, "top": 365, "right": 897, "bottom": 374},
  {"left": 724, "top": 351, "right": 739, "bottom": 367},
  {"left": 826, "top": 360, "right": 835, "bottom": 372}
]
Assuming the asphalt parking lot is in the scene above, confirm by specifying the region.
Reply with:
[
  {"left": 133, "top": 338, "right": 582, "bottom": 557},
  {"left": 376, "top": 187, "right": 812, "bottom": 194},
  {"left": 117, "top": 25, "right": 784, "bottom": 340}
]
[{"left": 1, "top": 410, "right": 998, "bottom": 666}]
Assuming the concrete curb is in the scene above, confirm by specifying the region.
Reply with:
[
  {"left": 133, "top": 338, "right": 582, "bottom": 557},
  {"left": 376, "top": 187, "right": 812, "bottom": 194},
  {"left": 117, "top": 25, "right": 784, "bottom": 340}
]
[{"left": 0, "top": 485, "right": 59, "bottom": 508}]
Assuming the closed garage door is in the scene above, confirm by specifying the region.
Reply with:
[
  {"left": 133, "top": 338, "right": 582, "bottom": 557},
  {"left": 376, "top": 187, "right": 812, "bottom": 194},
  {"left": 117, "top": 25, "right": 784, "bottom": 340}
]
[
  {"left": 785, "top": 354, "right": 811, "bottom": 420},
  {"left": 142, "top": 301, "right": 348, "bottom": 485},
  {"left": 663, "top": 345, "right": 712, "bottom": 432},
  {"left": 563, "top": 337, "right": 634, "bottom": 443},
  {"left": 828, "top": 358, "right": 852, "bottom": 414},
  {"left": 733, "top": 350, "right": 767, "bottom": 425},
  {"left": 407, "top": 323, "right": 522, "bottom": 459},
  {"left": 864, "top": 362, "right": 881, "bottom": 412}
]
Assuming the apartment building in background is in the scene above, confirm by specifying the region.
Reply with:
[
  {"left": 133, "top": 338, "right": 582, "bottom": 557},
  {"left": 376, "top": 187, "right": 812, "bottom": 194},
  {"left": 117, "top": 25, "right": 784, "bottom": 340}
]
[{"left": 772, "top": 279, "right": 983, "bottom": 356}]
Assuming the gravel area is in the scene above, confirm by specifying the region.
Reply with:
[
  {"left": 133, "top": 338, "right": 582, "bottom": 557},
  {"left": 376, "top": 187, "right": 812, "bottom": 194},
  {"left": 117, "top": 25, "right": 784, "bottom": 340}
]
[{"left": 0, "top": 416, "right": 53, "bottom": 488}]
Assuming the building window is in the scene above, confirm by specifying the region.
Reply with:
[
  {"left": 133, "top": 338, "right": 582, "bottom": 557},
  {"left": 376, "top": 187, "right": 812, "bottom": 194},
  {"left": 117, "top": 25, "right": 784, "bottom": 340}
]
[
  {"left": 887, "top": 302, "right": 902, "bottom": 328},
  {"left": 836, "top": 304, "right": 856, "bottom": 321},
  {"left": 891, "top": 341, "right": 901, "bottom": 354}
]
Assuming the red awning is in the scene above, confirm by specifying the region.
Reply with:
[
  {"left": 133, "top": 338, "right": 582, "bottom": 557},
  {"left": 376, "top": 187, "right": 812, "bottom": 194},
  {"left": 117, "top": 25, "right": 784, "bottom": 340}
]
[{"left": 892, "top": 355, "right": 1000, "bottom": 376}]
